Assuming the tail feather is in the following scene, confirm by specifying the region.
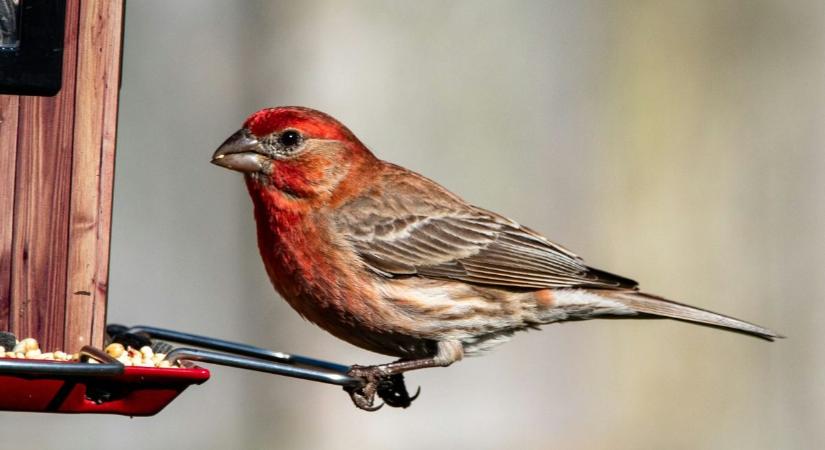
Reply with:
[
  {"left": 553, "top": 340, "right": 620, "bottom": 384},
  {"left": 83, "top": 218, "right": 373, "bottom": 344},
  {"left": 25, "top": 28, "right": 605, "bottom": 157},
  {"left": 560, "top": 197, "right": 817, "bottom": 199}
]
[{"left": 605, "top": 291, "right": 782, "bottom": 341}]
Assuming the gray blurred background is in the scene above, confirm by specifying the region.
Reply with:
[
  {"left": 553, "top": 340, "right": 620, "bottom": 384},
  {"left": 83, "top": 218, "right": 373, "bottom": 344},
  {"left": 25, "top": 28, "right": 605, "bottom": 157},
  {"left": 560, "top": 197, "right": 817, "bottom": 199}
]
[{"left": 4, "top": 1, "right": 823, "bottom": 448}]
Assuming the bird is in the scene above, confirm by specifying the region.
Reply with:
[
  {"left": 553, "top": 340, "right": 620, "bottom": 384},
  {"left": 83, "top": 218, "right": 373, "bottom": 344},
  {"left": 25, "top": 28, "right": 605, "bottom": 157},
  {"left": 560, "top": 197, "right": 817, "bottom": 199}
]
[{"left": 211, "top": 106, "right": 780, "bottom": 410}]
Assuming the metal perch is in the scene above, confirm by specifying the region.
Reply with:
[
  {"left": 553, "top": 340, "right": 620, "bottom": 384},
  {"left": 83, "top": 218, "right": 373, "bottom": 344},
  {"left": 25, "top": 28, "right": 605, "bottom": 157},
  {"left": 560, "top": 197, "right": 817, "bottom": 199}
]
[{"left": 106, "top": 324, "right": 419, "bottom": 410}]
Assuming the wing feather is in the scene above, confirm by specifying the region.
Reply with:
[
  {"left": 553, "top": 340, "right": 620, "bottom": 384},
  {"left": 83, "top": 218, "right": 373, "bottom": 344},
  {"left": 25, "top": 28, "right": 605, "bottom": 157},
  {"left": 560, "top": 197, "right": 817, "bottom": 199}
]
[{"left": 336, "top": 167, "right": 637, "bottom": 290}]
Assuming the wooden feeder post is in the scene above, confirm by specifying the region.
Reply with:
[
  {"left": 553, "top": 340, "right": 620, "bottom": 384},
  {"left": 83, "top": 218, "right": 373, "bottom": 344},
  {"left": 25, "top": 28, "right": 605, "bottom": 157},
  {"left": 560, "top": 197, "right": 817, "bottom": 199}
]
[{"left": 0, "top": 0, "right": 124, "bottom": 353}]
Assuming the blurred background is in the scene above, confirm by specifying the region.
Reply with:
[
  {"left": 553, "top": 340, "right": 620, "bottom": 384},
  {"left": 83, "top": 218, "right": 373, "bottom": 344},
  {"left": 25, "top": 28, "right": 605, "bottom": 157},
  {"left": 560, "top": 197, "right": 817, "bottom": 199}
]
[{"left": 4, "top": 0, "right": 823, "bottom": 448}]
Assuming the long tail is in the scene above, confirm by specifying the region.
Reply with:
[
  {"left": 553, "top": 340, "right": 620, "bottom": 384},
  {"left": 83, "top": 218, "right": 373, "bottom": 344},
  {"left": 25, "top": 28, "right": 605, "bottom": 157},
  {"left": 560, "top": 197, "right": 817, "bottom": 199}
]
[{"left": 602, "top": 290, "right": 782, "bottom": 341}]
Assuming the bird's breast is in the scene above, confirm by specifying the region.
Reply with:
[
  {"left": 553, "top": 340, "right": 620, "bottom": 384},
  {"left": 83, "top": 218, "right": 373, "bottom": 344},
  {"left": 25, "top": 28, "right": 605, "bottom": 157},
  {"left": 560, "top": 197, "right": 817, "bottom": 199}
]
[
  {"left": 246, "top": 185, "right": 378, "bottom": 321},
  {"left": 254, "top": 206, "right": 346, "bottom": 306}
]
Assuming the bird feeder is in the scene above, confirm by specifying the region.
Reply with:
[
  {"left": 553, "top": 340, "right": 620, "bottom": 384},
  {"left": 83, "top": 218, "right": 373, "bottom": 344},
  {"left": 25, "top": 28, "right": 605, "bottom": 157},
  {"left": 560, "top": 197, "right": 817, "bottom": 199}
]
[
  {"left": 0, "top": 0, "right": 382, "bottom": 415},
  {"left": 1, "top": 0, "right": 121, "bottom": 354}
]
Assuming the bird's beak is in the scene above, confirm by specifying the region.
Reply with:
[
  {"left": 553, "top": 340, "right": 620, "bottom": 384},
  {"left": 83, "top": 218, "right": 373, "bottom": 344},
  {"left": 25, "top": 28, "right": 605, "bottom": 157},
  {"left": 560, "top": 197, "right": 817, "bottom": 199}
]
[{"left": 211, "top": 129, "right": 268, "bottom": 173}]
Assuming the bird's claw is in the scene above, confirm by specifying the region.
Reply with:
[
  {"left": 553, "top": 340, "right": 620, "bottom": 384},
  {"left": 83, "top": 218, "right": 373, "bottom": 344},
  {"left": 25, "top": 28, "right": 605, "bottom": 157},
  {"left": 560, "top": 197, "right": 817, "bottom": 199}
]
[
  {"left": 344, "top": 365, "right": 385, "bottom": 411},
  {"left": 376, "top": 373, "right": 420, "bottom": 408},
  {"left": 345, "top": 366, "right": 421, "bottom": 411},
  {"left": 409, "top": 385, "right": 421, "bottom": 402},
  {"left": 351, "top": 392, "right": 384, "bottom": 411}
]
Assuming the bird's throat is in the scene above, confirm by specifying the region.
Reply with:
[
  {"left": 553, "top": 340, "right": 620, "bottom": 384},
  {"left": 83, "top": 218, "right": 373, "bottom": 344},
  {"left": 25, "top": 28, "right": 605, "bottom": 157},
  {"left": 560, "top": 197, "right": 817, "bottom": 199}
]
[{"left": 245, "top": 177, "right": 337, "bottom": 295}]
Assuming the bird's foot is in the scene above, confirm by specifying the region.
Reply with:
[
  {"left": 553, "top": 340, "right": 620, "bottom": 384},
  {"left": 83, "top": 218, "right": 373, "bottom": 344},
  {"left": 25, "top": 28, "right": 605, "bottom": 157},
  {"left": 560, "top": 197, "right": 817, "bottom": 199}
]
[
  {"left": 345, "top": 365, "right": 421, "bottom": 411},
  {"left": 345, "top": 365, "right": 386, "bottom": 411},
  {"left": 377, "top": 373, "right": 420, "bottom": 408}
]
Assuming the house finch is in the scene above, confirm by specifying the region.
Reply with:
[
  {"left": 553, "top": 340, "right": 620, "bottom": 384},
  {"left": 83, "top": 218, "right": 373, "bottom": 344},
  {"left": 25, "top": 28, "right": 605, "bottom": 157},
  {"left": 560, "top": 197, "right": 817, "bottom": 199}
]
[{"left": 212, "top": 106, "right": 780, "bottom": 410}]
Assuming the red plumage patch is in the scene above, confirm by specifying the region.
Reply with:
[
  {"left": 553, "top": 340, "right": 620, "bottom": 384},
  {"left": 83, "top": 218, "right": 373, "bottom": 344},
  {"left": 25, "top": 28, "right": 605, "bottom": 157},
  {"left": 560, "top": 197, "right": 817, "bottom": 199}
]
[{"left": 244, "top": 106, "right": 355, "bottom": 141}]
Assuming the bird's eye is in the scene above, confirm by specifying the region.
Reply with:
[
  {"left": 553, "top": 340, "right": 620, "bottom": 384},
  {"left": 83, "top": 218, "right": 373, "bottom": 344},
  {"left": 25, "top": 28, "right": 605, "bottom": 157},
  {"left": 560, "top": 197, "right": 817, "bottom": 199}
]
[{"left": 278, "top": 129, "right": 302, "bottom": 148}]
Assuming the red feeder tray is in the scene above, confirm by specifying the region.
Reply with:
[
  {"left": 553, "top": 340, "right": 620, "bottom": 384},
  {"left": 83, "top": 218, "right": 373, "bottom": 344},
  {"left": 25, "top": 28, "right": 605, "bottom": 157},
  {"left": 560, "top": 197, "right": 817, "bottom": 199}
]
[
  {"left": 0, "top": 324, "right": 364, "bottom": 416},
  {"left": 0, "top": 359, "right": 210, "bottom": 416}
]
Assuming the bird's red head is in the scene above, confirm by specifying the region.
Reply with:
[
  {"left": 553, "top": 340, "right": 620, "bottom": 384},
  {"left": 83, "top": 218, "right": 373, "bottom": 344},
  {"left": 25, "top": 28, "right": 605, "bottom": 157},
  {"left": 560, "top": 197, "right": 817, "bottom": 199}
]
[
  {"left": 212, "top": 107, "right": 377, "bottom": 203},
  {"left": 243, "top": 107, "right": 357, "bottom": 142}
]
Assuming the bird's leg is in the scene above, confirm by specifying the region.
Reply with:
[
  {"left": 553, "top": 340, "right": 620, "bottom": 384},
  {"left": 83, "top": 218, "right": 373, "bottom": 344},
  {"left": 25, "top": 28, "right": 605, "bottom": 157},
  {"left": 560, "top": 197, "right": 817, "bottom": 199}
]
[{"left": 345, "top": 341, "right": 463, "bottom": 411}]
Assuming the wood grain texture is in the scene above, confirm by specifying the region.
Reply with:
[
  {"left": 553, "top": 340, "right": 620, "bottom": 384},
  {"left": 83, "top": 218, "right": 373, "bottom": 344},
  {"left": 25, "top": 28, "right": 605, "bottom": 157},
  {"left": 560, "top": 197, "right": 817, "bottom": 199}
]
[
  {"left": 0, "top": 95, "right": 20, "bottom": 332},
  {"left": 9, "top": 0, "right": 80, "bottom": 350},
  {"left": 0, "top": 0, "right": 122, "bottom": 351},
  {"left": 90, "top": 0, "right": 123, "bottom": 348},
  {"left": 65, "top": 0, "right": 124, "bottom": 351}
]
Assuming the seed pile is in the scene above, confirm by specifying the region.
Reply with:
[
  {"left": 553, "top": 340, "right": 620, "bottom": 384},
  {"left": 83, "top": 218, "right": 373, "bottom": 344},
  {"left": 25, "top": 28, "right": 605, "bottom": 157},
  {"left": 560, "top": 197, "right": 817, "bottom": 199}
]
[
  {"left": 0, "top": 338, "right": 77, "bottom": 361},
  {"left": 0, "top": 337, "right": 176, "bottom": 368},
  {"left": 104, "top": 343, "right": 173, "bottom": 368}
]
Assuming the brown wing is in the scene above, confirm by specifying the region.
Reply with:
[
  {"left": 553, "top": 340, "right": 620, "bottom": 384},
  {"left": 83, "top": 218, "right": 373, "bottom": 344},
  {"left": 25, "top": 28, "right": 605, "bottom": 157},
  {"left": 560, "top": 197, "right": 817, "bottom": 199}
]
[{"left": 335, "top": 167, "right": 637, "bottom": 290}]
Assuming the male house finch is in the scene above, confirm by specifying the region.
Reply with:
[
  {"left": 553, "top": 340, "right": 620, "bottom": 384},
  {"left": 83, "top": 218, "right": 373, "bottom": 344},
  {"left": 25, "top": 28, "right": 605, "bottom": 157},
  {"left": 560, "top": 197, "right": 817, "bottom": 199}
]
[{"left": 212, "top": 107, "right": 779, "bottom": 410}]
